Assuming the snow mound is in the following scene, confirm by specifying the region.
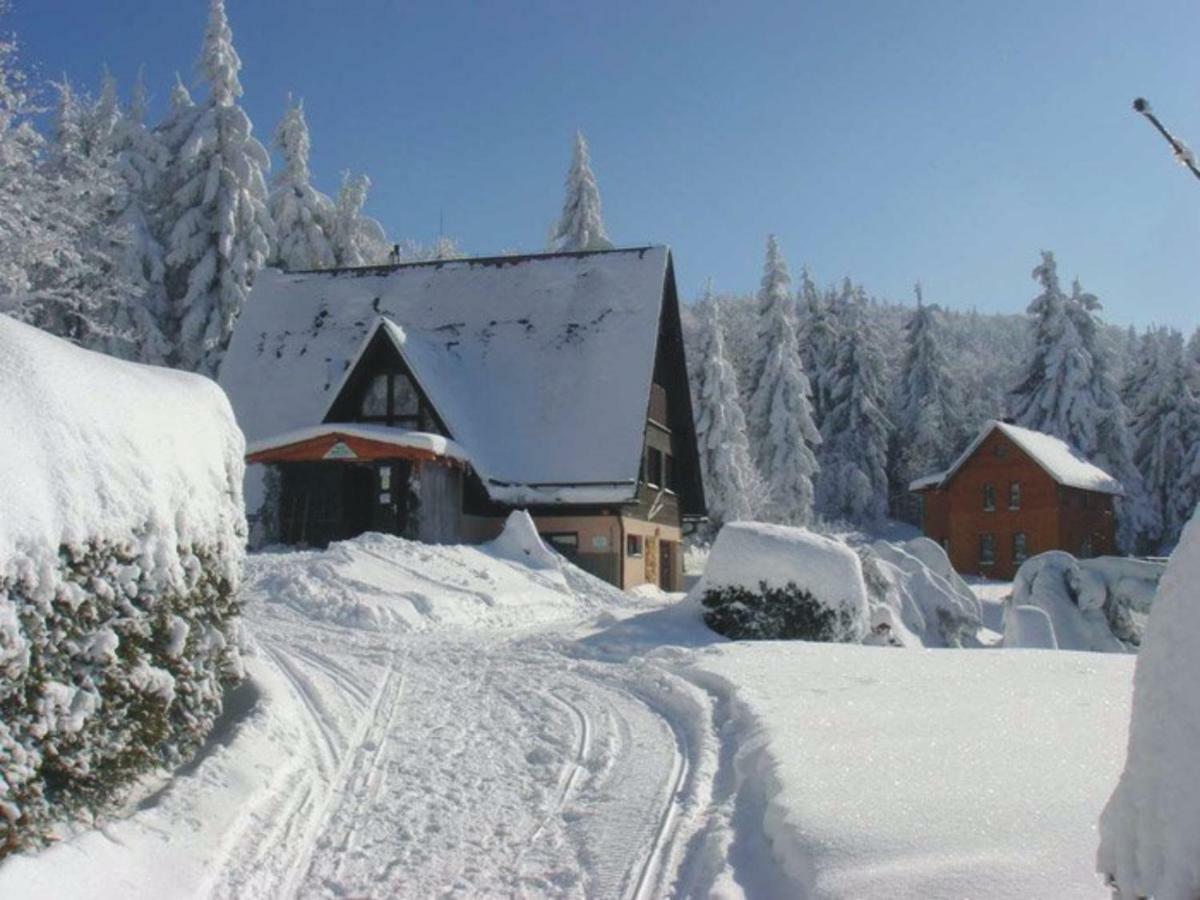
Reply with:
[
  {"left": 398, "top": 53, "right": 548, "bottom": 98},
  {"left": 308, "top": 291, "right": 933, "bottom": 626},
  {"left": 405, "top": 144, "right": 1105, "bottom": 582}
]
[
  {"left": 1004, "top": 605, "right": 1059, "bottom": 649},
  {"left": 0, "top": 314, "right": 245, "bottom": 569},
  {"left": 244, "top": 526, "right": 615, "bottom": 633},
  {"left": 860, "top": 538, "right": 982, "bottom": 647},
  {"left": 1007, "top": 552, "right": 1164, "bottom": 652},
  {"left": 695, "top": 522, "right": 868, "bottom": 638},
  {"left": 1099, "top": 506, "right": 1200, "bottom": 898}
]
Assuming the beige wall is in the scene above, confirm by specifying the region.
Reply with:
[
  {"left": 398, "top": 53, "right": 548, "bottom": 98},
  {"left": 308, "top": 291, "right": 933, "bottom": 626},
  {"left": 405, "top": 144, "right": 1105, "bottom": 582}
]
[{"left": 621, "top": 517, "right": 682, "bottom": 591}]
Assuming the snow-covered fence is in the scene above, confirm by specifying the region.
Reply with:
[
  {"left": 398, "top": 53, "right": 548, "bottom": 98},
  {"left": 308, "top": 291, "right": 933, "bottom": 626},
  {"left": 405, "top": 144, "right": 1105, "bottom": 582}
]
[
  {"left": 0, "top": 316, "right": 247, "bottom": 855},
  {"left": 1003, "top": 552, "right": 1164, "bottom": 652}
]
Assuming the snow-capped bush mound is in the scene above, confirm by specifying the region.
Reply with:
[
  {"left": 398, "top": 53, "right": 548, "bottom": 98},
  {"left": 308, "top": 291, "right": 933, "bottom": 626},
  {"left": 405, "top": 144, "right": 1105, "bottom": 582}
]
[
  {"left": 695, "top": 523, "right": 867, "bottom": 642},
  {"left": 1099, "top": 506, "right": 1200, "bottom": 898},
  {"left": 1006, "top": 552, "right": 1164, "bottom": 653},
  {"left": 859, "top": 539, "right": 982, "bottom": 647},
  {"left": 0, "top": 315, "right": 246, "bottom": 854},
  {"left": 486, "top": 511, "right": 562, "bottom": 572},
  {"left": 1003, "top": 605, "right": 1059, "bottom": 650}
]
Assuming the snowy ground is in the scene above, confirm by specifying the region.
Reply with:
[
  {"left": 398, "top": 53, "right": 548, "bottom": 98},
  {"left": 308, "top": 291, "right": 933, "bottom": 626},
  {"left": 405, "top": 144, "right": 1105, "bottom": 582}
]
[{"left": 0, "top": 534, "right": 1132, "bottom": 898}]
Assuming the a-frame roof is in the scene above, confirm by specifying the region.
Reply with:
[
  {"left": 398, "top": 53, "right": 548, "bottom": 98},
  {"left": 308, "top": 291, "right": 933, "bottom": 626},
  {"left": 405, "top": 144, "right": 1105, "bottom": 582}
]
[
  {"left": 910, "top": 420, "right": 1124, "bottom": 495},
  {"left": 220, "top": 246, "right": 676, "bottom": 504}
]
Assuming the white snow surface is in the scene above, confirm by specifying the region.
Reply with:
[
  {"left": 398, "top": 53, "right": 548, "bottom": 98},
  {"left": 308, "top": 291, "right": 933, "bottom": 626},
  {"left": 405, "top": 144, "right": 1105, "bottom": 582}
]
[
  {"left": 246, "top": 422, "right": 467, "bottom": 461},
  {"left": 690, "top": 641, "right": 1133, "bottom": 898},
  {"left": 928, "top": 419, "right": 1124, "bottom": 495},
  {"left": 219, "top": 247, "right": 670, "bottom": 500},
  {"left": 0, "top": 526, "right": 1138, "bottom": 899},
  {"left": 695, "top": 522, "right": 869, "bottom": 636},
  {"left": 0, "top": 314, "right": 245, "bottom": 567},
  {"left": 1099, "top": 506, "right": 1200, "bottom": 899},
  {"left": 862, "top": 537, "right": 982, "bottom": 647}
]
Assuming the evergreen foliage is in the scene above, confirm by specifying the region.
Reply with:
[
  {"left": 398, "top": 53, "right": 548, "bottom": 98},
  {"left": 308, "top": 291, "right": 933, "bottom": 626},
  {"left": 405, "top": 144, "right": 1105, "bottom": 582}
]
[
  {"left": 701, "top": 580, "right": 855, "bottom": 641},
  {"left": 331, "top": 171, "right": 389, "bottom": 266},
  {"left": 548, "top": 130, "right": 612, "bottom": 252},
  {"left": 268, "top": 96, "right": 335, "bottom": 272}
]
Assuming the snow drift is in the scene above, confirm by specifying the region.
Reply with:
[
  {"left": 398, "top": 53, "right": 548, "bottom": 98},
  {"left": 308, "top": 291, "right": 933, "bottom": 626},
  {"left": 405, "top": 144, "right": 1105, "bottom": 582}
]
[
  {"left": 0, "top": 315, "right": 246, "bottom": 852},
  {"left": 859, "top": 537, "right": 982, "bottom": 647},
  {"left": 1098, "top": 506, "right": 1200, "bottom": 898},
  {"left": 1005, "top": 552, "right": 1163, "bottom": 652},
  {"left": 694, "top": 522, "right": 868, "bottom": 641}
]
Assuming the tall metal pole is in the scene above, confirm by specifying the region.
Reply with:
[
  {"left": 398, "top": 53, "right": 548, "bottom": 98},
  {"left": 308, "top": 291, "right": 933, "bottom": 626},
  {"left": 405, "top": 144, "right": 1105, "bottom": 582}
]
[{"left": 1132, "top": 97, "right": 1200, "bottom": 183}]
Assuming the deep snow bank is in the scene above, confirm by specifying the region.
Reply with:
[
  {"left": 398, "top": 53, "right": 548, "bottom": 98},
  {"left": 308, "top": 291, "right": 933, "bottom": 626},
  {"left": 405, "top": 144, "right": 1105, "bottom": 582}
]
[
  {"left": 690, "top": 642, "right": 1133, "bottom": 898},
  {"left": 244, "top": 512, "right": 620, "bottom": 632},
  {"left": 1098, "top": 507, "right": 1200, "bottom": 898},
  {"left": 1006, "top": 552, "right": 1163, "bottom": 652},
  {"left": 859, "top": 537, "right": 982, "bottom": 647},
  {"left": 0, "top": 315, "right": 247, "bottom": 851}
]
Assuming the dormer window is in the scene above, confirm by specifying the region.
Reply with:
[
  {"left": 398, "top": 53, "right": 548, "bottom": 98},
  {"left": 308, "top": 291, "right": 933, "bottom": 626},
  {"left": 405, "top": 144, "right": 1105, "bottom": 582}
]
[{"left": 359, "top": 372, "right": 421, "bottom": 426}]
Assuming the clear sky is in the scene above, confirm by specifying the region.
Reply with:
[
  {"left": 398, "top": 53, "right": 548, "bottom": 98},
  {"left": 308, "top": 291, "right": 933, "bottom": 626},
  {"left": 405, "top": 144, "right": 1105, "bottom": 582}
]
[{"left": 9, "top": 0, "right": 1200, "bottom": 328}]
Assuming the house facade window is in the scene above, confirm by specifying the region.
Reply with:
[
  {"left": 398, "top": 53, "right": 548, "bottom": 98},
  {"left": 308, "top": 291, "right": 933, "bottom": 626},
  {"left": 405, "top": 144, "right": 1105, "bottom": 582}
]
[
  {"left": 983, "top": 483, "right": 996, "bottom": 511},
  {"left": 359, "top": 372, "right": 421, "bottom": 426},
  {"left": 1009, "top": 481, "right": 1021, "bottom": 510},
  {"left": 1080, "top": 536, "right": 1094, "bottom": 559},
  {"left": 361, "top": 374, "right": 389, "bottom": 417},
  {"left": 1013, "top": 531, "right": 1029, "bottom": 565},
  {"left": 979, "top": 533, "right": 996, "bottom": 567},
  {"left": 626, "top": 534, "right": 643, "bottom": 557},
  {"left": 543, "top": 532, "right": 579, "bottom": 559},
  {"left": 646, "top": 447, "right": 664, "bottom": 487},
  {"left": 663, "top": 454, "right": 676, "bottom": 492}
]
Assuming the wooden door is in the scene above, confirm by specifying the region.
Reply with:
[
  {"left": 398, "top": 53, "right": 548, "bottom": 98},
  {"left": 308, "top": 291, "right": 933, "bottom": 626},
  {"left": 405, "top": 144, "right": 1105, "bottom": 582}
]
[{"left": 659, "top": 541, "right": 674, "bottom": 591}]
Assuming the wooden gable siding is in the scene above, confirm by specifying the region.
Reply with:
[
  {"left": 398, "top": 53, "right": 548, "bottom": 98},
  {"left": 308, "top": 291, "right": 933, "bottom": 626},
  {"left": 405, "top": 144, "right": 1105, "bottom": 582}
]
[
  {"left": 918, "top": 427, "right": 1117, "bottom": 579},
  {"left": 323, "top": 328, "right": 450, "bottom": 436},
  {"left": 247, "top": 431, "right": 455, "bottom": 465}
]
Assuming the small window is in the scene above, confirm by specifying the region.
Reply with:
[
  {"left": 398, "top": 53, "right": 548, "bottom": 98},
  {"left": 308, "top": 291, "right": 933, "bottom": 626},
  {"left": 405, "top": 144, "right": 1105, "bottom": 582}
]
[
  {"left": 1080, "top": 536, "right": 1094, "bottom": 559},
  {"left": 646, "top": 447, "right": 664, "bottom": 487},
  {"left": 940, "top": 538, "right": 949, "bottom": 554},
  {"left": 663, "top": 454, "right": 676, "bottom": 492},
  {"left": 626, "top": 534, "right": 643, "bottom": 558},
  {"left": 543, "top": 533, "right": 579, "bottom": 559},
  {"left": 392, "top": 374, "right": 420, "bottom": 420},
  {"left": 1013, "top": 531, "right": 1028, "bottom": 565},
  {"left": 979, "top": 533, "right": 996, "bottom": 567},
  {"left": 994, "top": 442, "right": 1008, "bottom": 458},
  {"left": 1009, "top": 482, "right": 1021, "bottom": 510},
  {"left": 983, "top": 483, "right": 996, "bottom": 511},
  {"left": 361, "top": 374, "right": 389, "bottom": 417}
]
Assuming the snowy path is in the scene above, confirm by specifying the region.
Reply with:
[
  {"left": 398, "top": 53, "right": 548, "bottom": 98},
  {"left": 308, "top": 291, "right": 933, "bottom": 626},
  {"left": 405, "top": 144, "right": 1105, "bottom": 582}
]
[{"left": 200, "top": 600, "right": 726, "bottom": 900}]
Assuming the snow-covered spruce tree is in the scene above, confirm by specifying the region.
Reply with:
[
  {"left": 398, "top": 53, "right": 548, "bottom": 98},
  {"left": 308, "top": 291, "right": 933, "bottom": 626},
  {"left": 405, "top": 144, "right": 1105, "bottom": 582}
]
[
  {"left": 1129, "top": 329, "right": 1200, "bottom": 550},
  {"left": 331, "top": 171, "right": 390, "bottom": 266},
  {"left": 163, "top": 0, "right": 272, "bottom": 376},
  {"left": 268, "top": 96, "right": 335, "bottom": 271},
  {"left": 796, "top": 266, "right": 839, "bottom": 427},
  {"left": 746, "top": 236, "right": 821, "bottom": 525},
  {"left": 548, "top": 130, "right": 613, "bottom": 253},
  {"left": 819, "top": 289, "right": 892, "bottom": 523},
  {"left": 891, "top": 284, "right": 961, "bottom": 518},
  {"left": 691, "top": 282, "right": 766, "bottom": 532}
]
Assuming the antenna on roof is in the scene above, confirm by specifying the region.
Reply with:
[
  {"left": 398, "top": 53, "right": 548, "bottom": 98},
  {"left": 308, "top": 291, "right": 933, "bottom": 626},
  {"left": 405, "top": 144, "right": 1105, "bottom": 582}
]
[{"left": 438, "top": 208, "right": 444, "bottom": 240}]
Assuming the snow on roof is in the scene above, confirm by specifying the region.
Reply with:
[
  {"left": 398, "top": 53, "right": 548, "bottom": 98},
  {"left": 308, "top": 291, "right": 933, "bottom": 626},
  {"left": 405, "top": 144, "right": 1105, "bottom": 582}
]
[
  {"left": 220, "top": 247, "right": 671, "bottom": 503},
  {"left": 908, "top": 471, "right": 947, "bottom": 492},
  {"left": 245, "top": 424, "right": 469, "bottom": 462},
  {"left": 918, "top": 420, "right": 1124, "bottom": 495},
  {"left": 0, "top": 314, "right": 245, "bottom": 565}
]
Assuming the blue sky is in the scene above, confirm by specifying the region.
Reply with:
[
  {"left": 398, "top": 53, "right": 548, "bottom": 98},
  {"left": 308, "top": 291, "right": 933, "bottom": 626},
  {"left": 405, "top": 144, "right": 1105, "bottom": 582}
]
[{"left": 10, "top": 0, "right": 1200, "bottom": 328}]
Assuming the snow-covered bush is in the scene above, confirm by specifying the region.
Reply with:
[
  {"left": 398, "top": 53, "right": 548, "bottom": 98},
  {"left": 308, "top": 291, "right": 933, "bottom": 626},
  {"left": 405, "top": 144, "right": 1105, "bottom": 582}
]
[
  {"left": 0, "top": 315, "right": 246, "bottom": 855},
  {"left": 1005, "top": 552, "right": 1164, "bottom": 653},
  {"left": 858, "top": 537, "right": 982, "bottom": 647},
  {"left": 1098, "top": 506, "right": 1200, "bottom": 898},
  {"left": 694, "top": 523, "right": 867, "bottom": 642}
]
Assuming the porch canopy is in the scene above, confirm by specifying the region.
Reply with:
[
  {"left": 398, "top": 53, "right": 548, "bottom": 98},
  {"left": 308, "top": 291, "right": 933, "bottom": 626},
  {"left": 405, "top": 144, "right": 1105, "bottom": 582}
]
[{"left": 246, "top": 423, "right": 470, "bottom": 466}]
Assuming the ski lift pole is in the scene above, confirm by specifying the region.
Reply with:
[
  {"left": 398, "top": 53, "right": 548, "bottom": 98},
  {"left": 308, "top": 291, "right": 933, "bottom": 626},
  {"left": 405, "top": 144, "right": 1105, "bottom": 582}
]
[{"left": 1132, "top": 97, "right": 1200, "bottom": 183}]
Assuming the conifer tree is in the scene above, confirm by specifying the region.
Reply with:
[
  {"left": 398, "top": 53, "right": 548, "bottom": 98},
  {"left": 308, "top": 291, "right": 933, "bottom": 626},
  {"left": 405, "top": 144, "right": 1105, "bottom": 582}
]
[
  {"left": 746, "top": 236, "right": 821, "bottom": 525},
  {"left": 268, "top": 96, "right": 335, "bottom": 271},
  {"left": 819, "top": 290, "right": 892, "bottom": 523},
  {"left": 331, "top": 171, "right": 389, "bottom": 266},
  {"left": 163, "top": 0, "right": 273, "bottom": 375},
  {"left": 692, "top": 282, "right": 766, "bottom": 531},
  {"left": 796, "top": 266, "right": 838, "bottom": 427},
  {"left": 548, "top": 130, "right": 612, "bottom": 252}
]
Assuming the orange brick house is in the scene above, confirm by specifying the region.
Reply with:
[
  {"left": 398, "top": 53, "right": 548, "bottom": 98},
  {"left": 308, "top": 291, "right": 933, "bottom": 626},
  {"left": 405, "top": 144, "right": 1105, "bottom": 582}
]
[{"left": 910, "top": 420, "right": 1123, "bottom": 580}]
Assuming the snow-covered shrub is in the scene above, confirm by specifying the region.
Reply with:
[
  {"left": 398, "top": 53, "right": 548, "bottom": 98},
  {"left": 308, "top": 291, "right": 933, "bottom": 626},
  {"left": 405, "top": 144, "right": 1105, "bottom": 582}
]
[
  {"left": 858, "top": 538, "right": 982, "bottom": 647},
  {"left": 1005, "top": 552, "right": 1164, "bottom": 653},
  {"left": 694, "top": 523, "right": 867, "bottom": 642},
  {"left": 0, "top": 315, "right": 246, "bottom": 856},
  {"left": 1098, "top": 506, "right": 1200, "bottom": 898},
  {"left": 1003, "top": 605, "right": 1058, "bottom": 650}
]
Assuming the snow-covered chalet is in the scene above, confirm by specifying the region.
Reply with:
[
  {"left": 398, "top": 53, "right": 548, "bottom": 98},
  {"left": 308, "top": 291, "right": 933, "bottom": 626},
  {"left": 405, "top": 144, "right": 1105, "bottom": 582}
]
[
  {"left": 910, "top": 420, "right": 1123, "bottom": 579},
  {"left": 219, "top": 246, "right": 705, "bottom": 591}
]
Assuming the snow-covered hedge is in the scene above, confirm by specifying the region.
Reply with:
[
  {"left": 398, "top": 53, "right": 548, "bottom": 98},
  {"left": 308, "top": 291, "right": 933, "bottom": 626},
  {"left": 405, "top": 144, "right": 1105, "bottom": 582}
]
[
  {"left": 0, "top": 316, "right": 246, "bottom": 855},
  {"left": 858, "top": 537, "right": 982, "bottom": 647},
  {"left": 694, "top": 523, "right": 867, "bottom": 642},
  {"left": 1003, "top": 552, "right": 1164, "bottom": 652},
  {"left": 1098, "top": 506, "right": 1200, "bottom": 898}
]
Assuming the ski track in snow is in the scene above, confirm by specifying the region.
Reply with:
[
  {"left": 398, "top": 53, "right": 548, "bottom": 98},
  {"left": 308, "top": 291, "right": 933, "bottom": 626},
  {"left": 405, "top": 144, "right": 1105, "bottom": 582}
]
[{"left": 200, "top": 597, "right": 730, "bottom": 900}]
